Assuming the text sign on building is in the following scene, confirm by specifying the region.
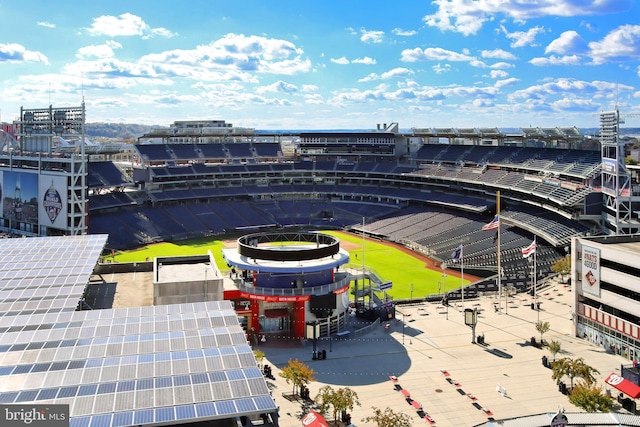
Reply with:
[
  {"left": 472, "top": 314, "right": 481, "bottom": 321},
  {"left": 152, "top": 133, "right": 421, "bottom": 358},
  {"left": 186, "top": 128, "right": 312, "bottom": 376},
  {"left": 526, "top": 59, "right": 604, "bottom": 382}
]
[{"left": 581, "top": 245, "right": 600, "bottom": 297}]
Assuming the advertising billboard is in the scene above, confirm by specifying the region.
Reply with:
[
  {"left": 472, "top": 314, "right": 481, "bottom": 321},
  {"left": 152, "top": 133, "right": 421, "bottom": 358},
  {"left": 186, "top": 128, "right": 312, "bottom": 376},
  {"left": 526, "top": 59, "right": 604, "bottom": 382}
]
[
  {"left": 581, "top": 245, "right": 601, "bottom": 297},
  {"left": 2, "top": 171, "right": 39, "bottom": 225},
  {"left": 38, "top": 175, "right": 67, "bottom": 230},
  {"left": 0, "top": 171, "right": 68, "bottom": 231}
]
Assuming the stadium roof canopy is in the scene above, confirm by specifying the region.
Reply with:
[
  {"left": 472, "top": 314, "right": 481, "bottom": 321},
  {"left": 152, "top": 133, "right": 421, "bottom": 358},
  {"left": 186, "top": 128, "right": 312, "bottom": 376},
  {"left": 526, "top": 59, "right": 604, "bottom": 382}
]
[{"left": 0, "top": 235, "right": 277, "bottom": 427}]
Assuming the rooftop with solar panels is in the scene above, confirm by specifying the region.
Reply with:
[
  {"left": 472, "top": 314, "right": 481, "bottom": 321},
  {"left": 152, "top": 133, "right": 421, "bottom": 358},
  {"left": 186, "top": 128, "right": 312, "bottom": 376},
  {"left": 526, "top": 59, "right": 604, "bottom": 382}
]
[{"left": 0, "top": 235, "right": 278, "bottom": 427}]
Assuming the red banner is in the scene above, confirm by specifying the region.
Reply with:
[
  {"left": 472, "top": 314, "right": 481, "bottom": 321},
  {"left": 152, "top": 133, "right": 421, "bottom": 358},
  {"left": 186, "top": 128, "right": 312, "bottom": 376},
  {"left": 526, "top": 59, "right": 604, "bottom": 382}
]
[
  {"left": 239, "top": 292, "right": 310, "bottom": 302},
  {"left": 605, "top": 372, "right": 640, "bottom": 398},
  {"left": 301, "top": 411, "right": 329, "bottom": 427}
]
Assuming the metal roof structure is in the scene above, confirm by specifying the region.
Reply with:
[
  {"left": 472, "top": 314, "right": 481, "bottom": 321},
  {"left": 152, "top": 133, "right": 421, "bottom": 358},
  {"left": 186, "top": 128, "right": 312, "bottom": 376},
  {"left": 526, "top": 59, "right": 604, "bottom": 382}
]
[
  {"left": 0, "top": 235, "right": 107, "bottom": 318},
  {"left": 0, "top": 235, "right": 277, "bottom": 427}
]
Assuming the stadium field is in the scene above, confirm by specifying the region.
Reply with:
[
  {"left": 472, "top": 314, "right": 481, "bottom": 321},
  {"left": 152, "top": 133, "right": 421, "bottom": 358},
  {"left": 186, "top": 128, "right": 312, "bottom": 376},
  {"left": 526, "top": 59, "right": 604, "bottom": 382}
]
[{"left": 109, "top": 231, "right": 475, "bottom": 300}]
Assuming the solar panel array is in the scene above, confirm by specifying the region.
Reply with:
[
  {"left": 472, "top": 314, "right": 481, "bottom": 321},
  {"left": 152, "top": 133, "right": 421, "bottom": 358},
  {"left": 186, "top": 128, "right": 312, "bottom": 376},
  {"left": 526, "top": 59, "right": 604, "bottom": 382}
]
[
  {"left": 0, "top": 235, "right": 107, "bottom": 318},
  {"left": 0, "top": 235, "right": 277, "bottom": 427}
]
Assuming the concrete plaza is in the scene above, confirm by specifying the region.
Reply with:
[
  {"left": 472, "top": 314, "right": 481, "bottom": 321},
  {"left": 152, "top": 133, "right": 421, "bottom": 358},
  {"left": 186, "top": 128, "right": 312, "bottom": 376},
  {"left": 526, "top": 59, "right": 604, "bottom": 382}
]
[{"left": 259, "top": 279, "right": 630, "bottom": 427}]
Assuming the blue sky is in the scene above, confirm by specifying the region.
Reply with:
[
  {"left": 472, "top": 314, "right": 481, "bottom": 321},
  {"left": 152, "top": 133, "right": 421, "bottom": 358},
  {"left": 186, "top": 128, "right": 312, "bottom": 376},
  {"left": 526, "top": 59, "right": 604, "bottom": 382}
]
[{"left": 1, "top": 0, "right": 639, "bottom": 130}]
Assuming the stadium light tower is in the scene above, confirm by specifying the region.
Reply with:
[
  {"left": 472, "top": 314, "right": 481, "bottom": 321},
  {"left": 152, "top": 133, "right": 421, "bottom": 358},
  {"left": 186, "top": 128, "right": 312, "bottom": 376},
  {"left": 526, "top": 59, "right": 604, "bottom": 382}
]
[{"left": 599, "top": 108, "right": 640, "bottom": 235}]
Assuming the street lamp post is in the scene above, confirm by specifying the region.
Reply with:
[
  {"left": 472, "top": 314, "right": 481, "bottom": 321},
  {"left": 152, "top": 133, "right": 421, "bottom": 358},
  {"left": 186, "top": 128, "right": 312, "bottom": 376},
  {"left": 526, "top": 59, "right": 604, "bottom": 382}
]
[
  {"left": 442, "top": 263, "right": 448, "bottom": 320},
  {"left": 410, "top": 284, "right": 413, "bottom": 303}
]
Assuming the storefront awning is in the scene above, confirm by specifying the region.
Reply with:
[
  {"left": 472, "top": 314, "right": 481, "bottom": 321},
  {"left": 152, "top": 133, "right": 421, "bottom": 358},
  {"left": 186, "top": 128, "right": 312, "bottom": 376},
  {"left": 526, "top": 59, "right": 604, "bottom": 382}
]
[
  {"left": 301, "top": 410, "right": 329, "bottom": 427},
  {"left": 605, "top": 373, "right": 640, "bottom": 399},
  {"left": 264, "top": 308, "right": 289, "bottom": 319}
]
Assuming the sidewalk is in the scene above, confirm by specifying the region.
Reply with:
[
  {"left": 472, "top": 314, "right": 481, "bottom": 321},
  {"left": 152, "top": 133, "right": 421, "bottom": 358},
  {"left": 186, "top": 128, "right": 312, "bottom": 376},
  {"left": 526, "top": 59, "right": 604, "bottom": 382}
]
[{"left": 258, "top": 279, "right": 629, "bottom": 427}]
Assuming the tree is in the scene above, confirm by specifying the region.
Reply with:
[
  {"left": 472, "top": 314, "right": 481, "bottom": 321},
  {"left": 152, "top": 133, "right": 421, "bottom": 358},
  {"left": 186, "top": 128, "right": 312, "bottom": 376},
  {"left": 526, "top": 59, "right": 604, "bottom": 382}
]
[
  {"left": 362, "top": 406, "right": 412, "bottom": 427},
  {"left": 535, "top": 321, "right": 550, "bottom": 344},
  {"left": 552, "top": 357, "right": 599, "bottom": 389},
  {"left": 279, "top": 358, "right": 315, "bottom": 396},
  {"left": 315, "top": 385, "right": 361, "bottom": 424},
  {"left": 569, "top": 380, "right": 614, "bottom": 412},
  {"left": 548, "top": 340, "right": 561, "bottom": 362},
  {"left": 253, "top": 349, "right": 265, "bottom": 368},
  {"left": 551, "top": 255, "right": 571, "bottom": 283}
]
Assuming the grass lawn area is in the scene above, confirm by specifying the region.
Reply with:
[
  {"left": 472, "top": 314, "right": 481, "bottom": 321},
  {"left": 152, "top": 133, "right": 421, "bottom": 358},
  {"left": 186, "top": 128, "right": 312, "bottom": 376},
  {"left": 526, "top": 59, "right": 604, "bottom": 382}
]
[
  {"left": 325, "top": 231, "right": 468, "bottom": 300},
  {"left": 110, "top": 231, "right": 469, "bottom": 299}
]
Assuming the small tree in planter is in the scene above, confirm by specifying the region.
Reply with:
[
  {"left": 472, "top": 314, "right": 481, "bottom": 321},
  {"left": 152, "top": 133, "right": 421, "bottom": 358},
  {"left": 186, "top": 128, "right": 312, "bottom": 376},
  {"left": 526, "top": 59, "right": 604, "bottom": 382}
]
[
  {"left": 536, "top": 321, "right": 550, "bottom": 346},
  {"left": 552, "top": 357, "right": 599, "bottom": 390},
  {"left": 253, "top": 349, "right": 265, "bottom": 368},
  {"left": 362, "top": 406, "right": 413, "bottom": 427},
  {"left": 279, "top": 358, "right": 315, "bottom": 397},
  {"left": 315, "top": 385, "right": 360, "bottom": 425},
  {"left": 569, "top": 380, "right": 614, "bottom": 412},
  {"left": 551, "top": 255, "right": 571, "bottom": 283},
  {"left": 548, "top": 340, "right": 561, "bottom": 362}
]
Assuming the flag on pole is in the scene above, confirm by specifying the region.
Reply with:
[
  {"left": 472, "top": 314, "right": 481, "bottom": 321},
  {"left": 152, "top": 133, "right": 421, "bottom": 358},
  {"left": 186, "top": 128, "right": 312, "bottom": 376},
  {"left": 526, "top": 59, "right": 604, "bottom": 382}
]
[
  {"left": 522, "top": 240, "right": 536, "bottom": 258},
  {"left": 482, "top": 216, "right": 500, "bottom": 231},
  {"left": 451, "top": 244, "right": 463, "bottom": 262}
]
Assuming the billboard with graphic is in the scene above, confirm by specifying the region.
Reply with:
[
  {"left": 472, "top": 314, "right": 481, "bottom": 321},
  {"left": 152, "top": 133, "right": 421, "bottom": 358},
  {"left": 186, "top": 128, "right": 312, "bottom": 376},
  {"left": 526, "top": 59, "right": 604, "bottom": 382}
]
[
  {"left": 581, "top": 245, "right": 601, "bottom": 297},
  {"left": 0, "top": 170, "right": 68, "bottom": 231},
  {"left": 39, "top": 175, "right": 67, "bottom": 230},
  {"left": 2, "top": 171, "right": 39, "bottom": 225}
]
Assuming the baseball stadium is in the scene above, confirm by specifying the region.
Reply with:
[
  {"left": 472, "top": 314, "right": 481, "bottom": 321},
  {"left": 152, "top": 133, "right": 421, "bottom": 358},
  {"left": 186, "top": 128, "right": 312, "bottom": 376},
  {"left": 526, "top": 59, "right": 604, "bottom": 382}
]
[{"left": 1, "top": 105, "right": 640, "bottom": 426}]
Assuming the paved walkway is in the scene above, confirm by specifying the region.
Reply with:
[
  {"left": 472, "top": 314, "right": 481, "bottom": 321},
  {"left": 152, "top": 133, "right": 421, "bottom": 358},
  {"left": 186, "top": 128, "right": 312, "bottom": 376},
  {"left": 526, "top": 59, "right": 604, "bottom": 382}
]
[{"left": 258, "top": 280, "right": 629, "bottom": 427}]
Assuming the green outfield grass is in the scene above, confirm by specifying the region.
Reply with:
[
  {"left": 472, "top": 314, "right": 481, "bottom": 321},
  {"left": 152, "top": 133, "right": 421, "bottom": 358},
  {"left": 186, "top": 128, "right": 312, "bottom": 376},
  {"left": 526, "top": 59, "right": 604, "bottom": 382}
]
[{"left": 109, "top": 231, "right": 468, "bottom": 299}]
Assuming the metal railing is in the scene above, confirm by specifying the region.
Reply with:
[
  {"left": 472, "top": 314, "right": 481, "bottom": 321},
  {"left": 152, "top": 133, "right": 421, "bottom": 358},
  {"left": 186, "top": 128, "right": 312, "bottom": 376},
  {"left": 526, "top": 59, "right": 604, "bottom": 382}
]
[{"left": 236, "top": 272, "right": 350, "bottom": 296}]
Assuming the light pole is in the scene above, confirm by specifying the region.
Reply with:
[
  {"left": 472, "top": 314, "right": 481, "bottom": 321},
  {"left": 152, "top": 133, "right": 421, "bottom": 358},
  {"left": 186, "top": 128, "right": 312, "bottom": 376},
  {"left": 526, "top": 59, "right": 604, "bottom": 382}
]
[
  {"left": 410, "top": 284, "right": 414, "bottom": 303},
  {"left": 442, "top": 263, "right": 448, "bottom": 320},
  {"left": 402, "top": 312, "right": 405, "bottom": 345}
]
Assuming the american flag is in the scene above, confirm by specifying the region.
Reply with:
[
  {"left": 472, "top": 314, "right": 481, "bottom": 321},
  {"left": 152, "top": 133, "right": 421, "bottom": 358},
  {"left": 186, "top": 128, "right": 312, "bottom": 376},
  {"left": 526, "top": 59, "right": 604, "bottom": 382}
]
[
  {"left": 482, "top": 216, "right": 500, "bottom": 231},
  {"left": 522, "top": 240, "right": 536, "bottom": 258}
]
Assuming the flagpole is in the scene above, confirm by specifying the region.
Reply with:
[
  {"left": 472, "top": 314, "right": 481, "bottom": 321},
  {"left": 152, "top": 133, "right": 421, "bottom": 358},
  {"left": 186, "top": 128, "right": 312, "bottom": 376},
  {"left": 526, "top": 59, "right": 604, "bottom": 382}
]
[
  {"left": 497, "top": 191, "right": 502, "bottom": 314},
  {"left": 534, "top": 236, "right": 538, "bottom": 323},
  {"left": 461, "top": 248, "right": 465, "bottom": 309}
]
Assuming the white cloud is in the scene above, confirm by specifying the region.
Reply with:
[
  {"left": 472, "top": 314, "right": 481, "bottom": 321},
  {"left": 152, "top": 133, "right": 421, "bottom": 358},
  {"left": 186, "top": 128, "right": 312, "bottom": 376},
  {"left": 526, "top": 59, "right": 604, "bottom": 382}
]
[
  {"left": 358, "top": 73, "right": 378, "bottom": 83},
  {"left": 303, "top": 93, "right": 324, "bottom": 104},
  {"left": 0, "top": 43, "right": 49, "bottom": 64},
  {"left": 86, "top": 13, "right": 176, "bottom": 38},
  {"left": 352, "top": 56, "right": 376, "bottom": 65},
  {"left": 490, "top": 70, "right": 509, "bottom": 79},
  {"left": 508, "top": 78, "right": 631, "bottom": 102},
  {"left": 357, "top": 68, "right": 414, "bottom": 82},
  {"left": 588, "top": 24, "right": 640, "bottom": 64},
  {"left": 433, "top": 63, "right": 451, "bottom": 74},
  {"left": 529, "top": 55, "right": 582, "bottom": 66},
  {"left": 76, "top": 41, "right": 123, "bottom": 59},
  {"left": 256, "top": 80, "right": 298, "bottom": 94},
  {"left": 146, "top": 27, "right": 177, "bottom": 40},
  {"left": 301, "top": 84, "right": 318, "bottom": 92},
  {"left": 330, "top": 57, "right": 350, "bottom": 65},
  {"left": 494, "top": 77, "right": 519, "bottom": 88},
  {"left": 481, "top": 49, "right": 517, "bottom": 60},
  {"left": 360, "top": 29, "right": 384, "bottom": 43},
  {"left": 380, "top": 68, "right": 414, "bottom": 79},
  {"left": 501, "top": 25, "right": 545, "bottom": 48},
  {"left": 490, "top": 62, "right": 514, "bottom": 69},
  {"left": 401, "top": 47, "right": 474, "bottom": 62},
  {"left": 422, "top": 0, "right": 631, "bottom": 35},
  {"left": 546, "top": 31, "right": 588, "bottom": 55},
  {"left": 469, "top": 59, "right": 488, "bottom": 68},
  {"left": 392, "top": 28, "right": 417, "bottom": 37},
  {"left": 140, "top": 33, "right": 311, "bottom": 77},
  {"left": 37, "top": 21, "right": 55, "bottom": 28}
]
